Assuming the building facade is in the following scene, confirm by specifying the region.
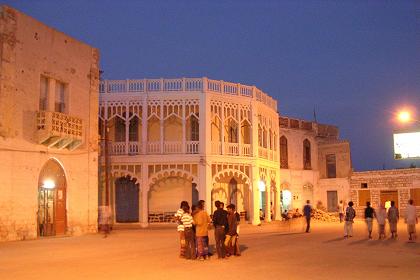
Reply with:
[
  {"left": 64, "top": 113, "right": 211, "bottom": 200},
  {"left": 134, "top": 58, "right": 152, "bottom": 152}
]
[
  {"left": 350, "top": 168, "right": 420, "bottom": 217},
  {"left": 278, "top": 116, "right": 352, "bottom": 212},
  {"left": 0, "top": 6, "right": 99, "bottom": 241},
  {"left": 99, "top": 78, "right": 280, "bottom": 226}
]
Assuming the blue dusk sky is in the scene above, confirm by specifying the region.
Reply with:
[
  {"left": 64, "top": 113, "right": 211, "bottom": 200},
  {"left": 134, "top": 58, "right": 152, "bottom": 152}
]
[{"left": 5, "top": 0, "right": 420, "bottom": 171}]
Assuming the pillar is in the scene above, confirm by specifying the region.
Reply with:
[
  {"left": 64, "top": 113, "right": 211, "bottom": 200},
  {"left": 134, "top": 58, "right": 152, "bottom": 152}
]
[
  {"left": 275, "top": 171, "right": 282, "bottom": 221},
  {"left": 142, "top": 99, "right": 148, "bottom": 154},
  {"left": 251, "top": 164, "right": 261, "bottom": 225},
  {"left": 265, "top": 180, "right": 271, "bottom": 222},
  {"left": 140, "top": 164, "right": 149, "bottom": 227}
]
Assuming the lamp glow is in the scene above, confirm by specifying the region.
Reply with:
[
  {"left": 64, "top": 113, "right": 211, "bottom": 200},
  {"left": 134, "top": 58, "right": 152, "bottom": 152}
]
[
  {"left": 42, "top": 179, "right": 56, "bottom": 189},
  {"left": 258, "top": 180, "right": 266, "bottom": 192},
  {"left": 397, "top": 111, "right": 411, "bottom": 123}
]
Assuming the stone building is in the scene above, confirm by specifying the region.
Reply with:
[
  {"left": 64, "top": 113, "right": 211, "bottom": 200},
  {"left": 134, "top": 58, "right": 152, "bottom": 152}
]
[
  {"left": 0, "top": 6, "right": 99, "bottom": 241},
  {"left": 350, "top": 168, "right": 420, "bottom": 216},
  {"left": 99, "top": 78, "right": 280, "bottom": 226},
  {"left": 278, "top": 116, "right": 352, "bottom": 212}
]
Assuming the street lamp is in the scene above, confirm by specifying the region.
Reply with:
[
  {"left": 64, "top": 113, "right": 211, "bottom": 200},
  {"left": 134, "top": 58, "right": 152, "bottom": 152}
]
[{"left": 397, "top": 110, "right": 411, "bottom": 123}]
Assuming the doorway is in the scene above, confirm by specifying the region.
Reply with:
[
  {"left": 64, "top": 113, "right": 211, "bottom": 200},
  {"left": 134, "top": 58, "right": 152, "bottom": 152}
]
[
  {"left": 380, "top": 190, "right": 399, "bottom": 210},
  {"left": 38, "top": 159, "right": 67, "bottom": 237},
  {"left": 327, "top": 191, "right": 338, "bottom": 212},
  {"left": 115, "top": 176, "right": 139, "bottom": 223}
]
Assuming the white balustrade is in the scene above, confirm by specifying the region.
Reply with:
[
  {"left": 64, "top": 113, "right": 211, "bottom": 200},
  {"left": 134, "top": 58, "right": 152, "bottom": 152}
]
[
  {"left": 164, "top": 141, "right": 182, "bottom": 154},
  {"left": 225, "top": 143, "right": 239, "bottom": 155},
  {"left": 211, "top": 142, "right": 222, "bottom": 154},
  {"left": 242, "top": 144, "right": 251, "bottom": 156},
  {"left": 128, "top": 141, "right": 140, "bottom": 155},
  {"left": 112, "top": 142, "right": 126, "bottom": 155},
  {"left": 147, "top": 141, "right": 161, "bottom": 154},
  {"left": 186, "top": 141, "right": 199, "bottom": 154}
]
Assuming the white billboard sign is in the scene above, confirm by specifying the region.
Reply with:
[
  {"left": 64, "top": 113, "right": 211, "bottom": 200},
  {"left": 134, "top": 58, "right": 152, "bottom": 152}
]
[{"left": 394, "top": 131, "right": 420, "bottom": 160}]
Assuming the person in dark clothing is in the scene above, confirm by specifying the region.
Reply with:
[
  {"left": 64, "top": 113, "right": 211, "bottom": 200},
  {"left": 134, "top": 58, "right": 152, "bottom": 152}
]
[
  {"left": 364, "top": 202, "right": 375, "bottom": 239},
  {"left": 225, "top": 204, "right": 238, "bottom": 257},
  {"left": 212, "top": 200, "right": 228, "bottom": 259},
  {"left": 303, "top": 200, "right": 312, "bottom": 233}
]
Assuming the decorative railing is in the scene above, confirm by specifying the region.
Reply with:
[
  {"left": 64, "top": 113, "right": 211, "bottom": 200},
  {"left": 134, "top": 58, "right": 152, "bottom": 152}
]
[
  {"left": 112, "top": 142, "right": 126, "bottom": 155},
  {"left": 242, "top": 144, "right": 251, "bottom": 156},
  {"left": 164, "top": 141, "right": 182, "bottom": 154},
  {"left": 211, "top": 141, "right": 222, "bottom": 155},
  {"left": 147, "top": 141, "right": 161, "bottom": 154},
  {"left": 225, "top": 143, "right": 239, "bottom": 155},
  {"left": 37, "top": 110, "right": 83, "bottom": 150},
  {"left": 99, "top": 78, "right": 277, "bottom": 110},
  {"left": 186, "top": 141, "right": 199, "bottom": 154},
  {"left": 128, "top": 141, "right": 141, "bottom": 155},
  {"left": 259, "top": 147, "right": 268, "bottom": 159}
]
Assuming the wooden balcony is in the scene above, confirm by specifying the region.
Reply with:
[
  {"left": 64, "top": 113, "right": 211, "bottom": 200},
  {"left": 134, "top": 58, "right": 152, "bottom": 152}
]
[{"left": 37, "top": 111, "right": 83, "bottom": 150}]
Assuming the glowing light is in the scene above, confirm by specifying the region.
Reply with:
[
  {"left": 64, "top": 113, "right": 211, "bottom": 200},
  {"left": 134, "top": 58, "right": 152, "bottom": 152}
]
[
  {"left": 258, "top": 180, "right": 266, "bottom": 192},
  {"left": 42, "top": 179, "right": 56, "bottom": 189},
  {"left": 393, "top": 132, "right": 420, "bottom": 159},
  {"left": 397, "top": 111, "right": 411, "bottom": 123}
]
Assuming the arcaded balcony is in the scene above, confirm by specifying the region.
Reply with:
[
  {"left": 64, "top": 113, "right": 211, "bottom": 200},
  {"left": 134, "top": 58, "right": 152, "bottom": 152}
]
[{"left": 37, "top": 110, "right": 83, "bottom": 150}]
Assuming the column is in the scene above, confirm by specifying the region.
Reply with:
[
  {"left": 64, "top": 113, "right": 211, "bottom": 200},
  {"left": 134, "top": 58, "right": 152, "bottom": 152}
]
[
  {"left": 198, "top": 161, "right": 212, "bottom": 213},
  {"left": 275, "top": 170, "right": 282, "bottom": 221},
  {"left": 142, "top": 99, "right": 148, "bottom": 154},
  {"left": 182, "top": 101, "right": 186, "bottom": 153},
  {"left": 221, "top": 102, "right": 225, "bottom": 155},
  {"left": 251, "top": 94, "right": 259, "bottom": 158},
  {"left": 140, "top": 164, "right": 149, "bottom": 227},
  {"left": 251, "top": 164, "right": 261, "bottom": 225},
  {"left": 160, "top": 101, "right": 164, "bottom": 154},
  {"left": 265, "top": 181, "right": 272, "bottom": 222},
  {"left": 125, "top": 103, "right": 129, "bottom": 154},
  {"left": 199, "top": 89, "right": 211, "bottom": 155},
  {"left": 238, "top": 105, "right": 242, "bottom": 155}
]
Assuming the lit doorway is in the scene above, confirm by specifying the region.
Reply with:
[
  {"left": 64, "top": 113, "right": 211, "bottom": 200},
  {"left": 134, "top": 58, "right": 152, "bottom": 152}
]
[{"left": 38, "top": 159, "right": 67, "bottom": 237}]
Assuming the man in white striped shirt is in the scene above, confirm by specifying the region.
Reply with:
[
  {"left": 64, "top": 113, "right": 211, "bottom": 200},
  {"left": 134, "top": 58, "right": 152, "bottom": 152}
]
[
  {"left": 181, "top": 204, "right": 196, "bottom": 259},
  {"left": 175, "top": 201, "right": 189, "bottom": 257}
]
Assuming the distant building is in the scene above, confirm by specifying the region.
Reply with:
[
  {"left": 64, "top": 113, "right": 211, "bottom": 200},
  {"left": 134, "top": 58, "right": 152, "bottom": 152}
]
[
  {"left": 0, "top": 6, "right": 99, "bottom": 241},
  {"left": 350, "top": 168, "right": 420, "bottom": 217},
  {"left": 99, "top": 78, "right": 280, "bottom": 226},
  {"left": 278, "top": 116, "right": 352, "bottom": 212}
]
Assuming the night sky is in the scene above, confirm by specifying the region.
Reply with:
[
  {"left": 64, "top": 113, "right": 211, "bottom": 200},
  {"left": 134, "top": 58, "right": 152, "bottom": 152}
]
[{"left": 6, "top": 0, "right": 420, "bottom": 171}]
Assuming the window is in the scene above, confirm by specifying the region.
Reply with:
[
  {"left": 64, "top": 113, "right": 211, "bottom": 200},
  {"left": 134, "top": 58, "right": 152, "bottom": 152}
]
[
  {"left": 326, "top": 154, "right": 336, "bottom": 178},
  {"left": 129, "top": 118, "right": 139, "bottom": 142},
  {"left": 361, "top": 183, "right": 368, "bottom": 189},
  {"left": 280, "top": 136, "right": 288, "bottom": 169},
  {"left": 410, "top": 188, "right": 420, "bottom": 206},
  {"left": 190, "top": 116, "right": 199, "bottom": 141},
  {"left": 358, "top": 190, "right": 371, "bottom": 207},
  {"left": 39, "top": 76, "right": 48, "bottom": 110},
  {"left": 114, "top": 118, "right": 126, "bottom": 142},
  {"left": 303, "top": 139, "right": 311, "bottom": 169},
  {"left": 55, "top": 81, "right": 66, "bottom": 113},
  {"left": 228, "top": 122, "right": 238, "bottom": 143}
]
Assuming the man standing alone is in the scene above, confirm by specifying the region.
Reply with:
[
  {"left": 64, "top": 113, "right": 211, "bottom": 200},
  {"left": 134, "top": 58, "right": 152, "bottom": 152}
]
[
  {"left": 303, "top": 200, "right": 312, "bottom": 233},
  {"left": 364, "top": 202, "right": 375, "bottom": 239},
  {"left": 405, "top": 199, "right": 418, "bottom": 242}
]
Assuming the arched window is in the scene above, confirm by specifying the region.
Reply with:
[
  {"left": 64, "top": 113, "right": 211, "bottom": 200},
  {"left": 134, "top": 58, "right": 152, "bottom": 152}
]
[
  {"left": 303, "top": 139, "right": 311, "bottom": 170},
  {"left": 190, "top": 116, "right": 199, "bottom": 141},
  {"left": 280, "top": 136, "right": 288, "bottom": 169},
  {"left": 129, "top": 117, "right": 139, "bottom": 141},
  {"left": 228, "top": 121, "right": 238, "bottom": 143},
  {"left": 115, "top": 117, "right": 126, "bottom": 142},
  {"left": 228, "top": 178, "right": 238, "bottom": 206}
]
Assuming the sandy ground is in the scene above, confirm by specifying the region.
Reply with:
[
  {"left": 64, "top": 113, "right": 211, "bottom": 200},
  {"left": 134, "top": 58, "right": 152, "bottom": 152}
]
[{"left": 0, "top": 219, "right": 419, "bottom": 280}]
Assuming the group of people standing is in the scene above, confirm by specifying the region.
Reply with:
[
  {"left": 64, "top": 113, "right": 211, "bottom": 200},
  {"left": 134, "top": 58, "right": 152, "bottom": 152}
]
[
  {"left": 175, "top": 200, "right": 241, "bottom": 261},
  {"left": 341, "top": 199, "right": 418, "bottom": 241}
]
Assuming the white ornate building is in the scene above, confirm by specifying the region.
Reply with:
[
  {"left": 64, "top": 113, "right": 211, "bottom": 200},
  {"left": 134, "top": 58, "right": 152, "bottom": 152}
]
[{"left": 99, "top": 78, "right": 280, "bottom": 226}]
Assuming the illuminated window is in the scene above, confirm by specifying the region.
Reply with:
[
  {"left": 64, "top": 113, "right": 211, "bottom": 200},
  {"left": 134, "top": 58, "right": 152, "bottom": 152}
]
[
  {"left": 280, "top": 136, "right": 288, "bottom": 169},
  {"left": 326, "top": 154, "right": 336, "bottom": 178}
]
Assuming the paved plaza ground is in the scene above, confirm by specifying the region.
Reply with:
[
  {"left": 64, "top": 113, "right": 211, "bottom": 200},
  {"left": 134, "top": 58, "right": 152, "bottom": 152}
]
[{"left": 0, "top": 219, "right": 419, "bottom": 280}]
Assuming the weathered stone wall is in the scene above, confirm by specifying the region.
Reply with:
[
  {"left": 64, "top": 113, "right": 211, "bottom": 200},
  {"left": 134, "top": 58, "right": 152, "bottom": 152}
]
[
  {"left": 350, "top": 168, "right": 420, "bottom": 217},
  {"left": 0, "top": 6, "right": 99, "bottom": 241}
]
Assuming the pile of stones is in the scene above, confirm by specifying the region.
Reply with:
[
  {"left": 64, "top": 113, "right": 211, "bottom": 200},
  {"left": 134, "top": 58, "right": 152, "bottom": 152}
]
[{"left": 312, "top": 208, "right": 339, "bottom": 222}]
